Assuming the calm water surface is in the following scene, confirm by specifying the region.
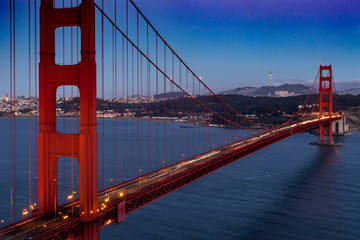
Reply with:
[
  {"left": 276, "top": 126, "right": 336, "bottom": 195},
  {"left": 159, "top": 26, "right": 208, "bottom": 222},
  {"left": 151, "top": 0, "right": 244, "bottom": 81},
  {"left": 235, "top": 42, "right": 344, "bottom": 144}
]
[
  {"left": 0, "top": 119, "right": 359, "bottom": 239},
  {"left": 101, "top": 127, "right": 360, "bottom": 240}
]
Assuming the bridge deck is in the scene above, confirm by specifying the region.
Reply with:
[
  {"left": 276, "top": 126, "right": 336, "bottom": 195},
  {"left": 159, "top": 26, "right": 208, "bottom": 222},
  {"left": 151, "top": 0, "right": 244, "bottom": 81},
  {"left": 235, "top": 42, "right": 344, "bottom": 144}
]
[{"left": 0, "top": 115, "right": 341, "bottom": 240}]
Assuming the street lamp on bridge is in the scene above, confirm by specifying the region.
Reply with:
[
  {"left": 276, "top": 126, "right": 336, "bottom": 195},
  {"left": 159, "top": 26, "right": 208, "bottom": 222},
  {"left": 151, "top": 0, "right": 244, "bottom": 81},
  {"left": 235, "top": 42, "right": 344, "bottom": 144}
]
[
  {"left": 22, "top": 209, "right": 28, "bottom": 219},
  {"left": 108, "top": 178, "right": 114, "bottom": 187},
  {"left": 67, "top": 191, "right": 77, "bottom": 201}
]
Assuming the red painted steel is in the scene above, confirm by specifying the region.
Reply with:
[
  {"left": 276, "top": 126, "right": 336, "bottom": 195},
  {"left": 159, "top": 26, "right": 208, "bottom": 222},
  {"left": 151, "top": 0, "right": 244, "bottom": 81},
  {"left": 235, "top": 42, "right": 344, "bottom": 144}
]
[
  {"left": 38, "top": 0, "right": 98, "bottom": 238},
  {"left": 116, "top": 201, "right": 126, "bottom": 223},
  {"left": 318, "top": 65, "right": 333, "bottom": 143}
]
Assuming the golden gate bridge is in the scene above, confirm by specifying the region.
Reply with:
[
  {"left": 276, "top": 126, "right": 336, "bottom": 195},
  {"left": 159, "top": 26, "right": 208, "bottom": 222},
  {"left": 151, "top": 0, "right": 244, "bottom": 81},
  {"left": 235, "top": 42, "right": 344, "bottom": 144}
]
[{"left": 1, "top": 0, "right": 342, "bottom": 239}]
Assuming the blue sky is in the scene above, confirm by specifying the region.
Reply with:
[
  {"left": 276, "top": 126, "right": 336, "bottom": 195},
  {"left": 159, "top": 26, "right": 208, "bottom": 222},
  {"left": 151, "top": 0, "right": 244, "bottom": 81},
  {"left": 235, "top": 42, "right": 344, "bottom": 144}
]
[
  {"left": 1, "top": 0, "right": 360, "bottom": 96},
  {"left": 132, "top": 0, "right": 360, "bottom": 91}
]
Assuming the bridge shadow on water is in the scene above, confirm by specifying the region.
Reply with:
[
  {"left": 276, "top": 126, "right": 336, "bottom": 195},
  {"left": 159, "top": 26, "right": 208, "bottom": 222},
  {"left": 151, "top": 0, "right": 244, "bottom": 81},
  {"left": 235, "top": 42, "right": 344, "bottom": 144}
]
[{"left": 239, "top": 143, "right": 352, "bottom": 240}]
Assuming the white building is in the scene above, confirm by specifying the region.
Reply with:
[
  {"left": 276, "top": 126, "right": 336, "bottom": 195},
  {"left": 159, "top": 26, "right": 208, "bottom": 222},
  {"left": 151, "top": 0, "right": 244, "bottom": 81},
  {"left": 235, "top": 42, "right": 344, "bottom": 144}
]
[
  {"left": 332, "top": 113, "right": 349, "bottom": 135},
  {"left": 3, "top": 94, "right": 9, "bottom": 102}
]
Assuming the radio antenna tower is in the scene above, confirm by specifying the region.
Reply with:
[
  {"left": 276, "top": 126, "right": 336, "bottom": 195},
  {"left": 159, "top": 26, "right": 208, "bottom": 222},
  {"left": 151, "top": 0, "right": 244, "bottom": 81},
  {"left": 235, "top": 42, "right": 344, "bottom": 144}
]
[{"left": 269, "top": 70, "right": 272, "bottom": 86}]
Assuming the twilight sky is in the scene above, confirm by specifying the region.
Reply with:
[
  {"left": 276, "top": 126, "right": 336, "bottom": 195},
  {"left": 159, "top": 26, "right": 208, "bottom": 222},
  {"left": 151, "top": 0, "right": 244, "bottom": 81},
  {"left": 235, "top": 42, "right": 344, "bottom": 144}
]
[
  {"left": 0, "top": 0, "right": 360, "bottom": 96},
  {"left": 132, "top": 0, "right": 360, "bottom": 91}
]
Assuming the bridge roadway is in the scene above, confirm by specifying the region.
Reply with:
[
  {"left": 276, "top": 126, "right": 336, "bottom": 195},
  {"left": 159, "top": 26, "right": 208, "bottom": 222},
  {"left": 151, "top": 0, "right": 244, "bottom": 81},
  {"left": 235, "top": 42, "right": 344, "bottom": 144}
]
[{"left": 0, "top": 115, "right": 340, "bottom": 239}]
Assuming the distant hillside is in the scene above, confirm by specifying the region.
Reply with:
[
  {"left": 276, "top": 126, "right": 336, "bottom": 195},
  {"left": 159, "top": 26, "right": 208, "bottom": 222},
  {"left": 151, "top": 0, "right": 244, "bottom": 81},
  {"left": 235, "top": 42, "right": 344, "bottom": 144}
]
[
  {"left": 153, "top": 92, "right": 187, "bottom": 99},
  {"left": 220, "top": 84, "right": 311, "bottom": 97},
  {"left": 219, "top": 86, "right": 257, "bottom": 96}
]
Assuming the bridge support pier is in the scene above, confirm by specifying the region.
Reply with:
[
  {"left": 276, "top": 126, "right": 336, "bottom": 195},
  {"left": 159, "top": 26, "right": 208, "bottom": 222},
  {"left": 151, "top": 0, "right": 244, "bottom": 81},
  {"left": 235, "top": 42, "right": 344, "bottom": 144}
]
[
  {"left": 81, "top": 221, "right": 100, "bottom": 240},
  {"left": 310, "top": 65, "right": 342, "bottom": 146}
]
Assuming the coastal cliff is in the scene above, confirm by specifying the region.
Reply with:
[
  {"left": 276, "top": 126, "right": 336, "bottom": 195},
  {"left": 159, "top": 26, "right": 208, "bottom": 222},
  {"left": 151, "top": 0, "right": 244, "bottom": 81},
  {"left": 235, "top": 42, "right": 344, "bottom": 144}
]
[{"left": 345, "top": 107, "right": 360, "bottom": 132}]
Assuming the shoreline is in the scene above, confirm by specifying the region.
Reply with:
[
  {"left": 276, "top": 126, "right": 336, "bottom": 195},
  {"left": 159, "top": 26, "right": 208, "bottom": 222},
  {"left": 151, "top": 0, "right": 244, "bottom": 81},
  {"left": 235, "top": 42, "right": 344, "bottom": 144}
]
[{"left": 0, "top": 116, "right": 265, "bottom": 130}]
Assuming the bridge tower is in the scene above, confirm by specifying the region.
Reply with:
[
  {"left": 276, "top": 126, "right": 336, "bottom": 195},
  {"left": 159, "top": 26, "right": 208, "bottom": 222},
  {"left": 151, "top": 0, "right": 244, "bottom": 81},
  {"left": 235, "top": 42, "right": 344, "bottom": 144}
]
[
  {"left": 315, "top": 65, "right": 340, "bottom": 145},
  {"left": 39, "top": 0, "right": 99, "bottom": 238}
]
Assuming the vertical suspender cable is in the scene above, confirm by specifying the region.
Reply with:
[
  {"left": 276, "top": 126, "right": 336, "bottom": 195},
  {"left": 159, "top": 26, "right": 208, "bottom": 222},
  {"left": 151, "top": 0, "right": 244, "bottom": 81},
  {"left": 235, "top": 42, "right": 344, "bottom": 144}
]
[
  {"left": 140, "top": 53, "right": 143, "bottom": 173},
  {"left": 173, "top": 54, "right": 175, "bottom": 164},
  {"left": 122, "top": 35, "right": 125, "bottom": 182},
  {"left": 203, "top": 85, "right": 206, "bottom": 151},
  {"left": 132, "top": 45, "right": 134, "bottom": 178},
  {"left": 137, "top": 11, "right": 140, "bottom": 175},
  {"left": 164, "top": 46, "right": 166, "bottom": 166},
  {"left": 126, "top": 0, "right": 129, "bottom": 180},
  {"left": 62, "top": 0, "right": 66, "bottom": 204},
  {"left": 186, "top": 69, "right": 191, "bottom": 158},
  {"left": 179, "top": 62, "right": 181, "bottom": 163},
  {"left": 125, "top": 0, "right": 129, "bottom": 179},
  {"left": 112, "top": 9, "right": 115, "bottom": 184},
  {"left": 215, "top": 95, "right": 217, "bottom": 147},
  {"left": 101, "top": 0, "right": 105, "bottom": 190},
  {"left": 192, "top": 75, "right": 195, "bottom": 156},
  {"left": 146, "top": 24, "right": 150, "bottom": 173},
  {"left": 71, "top": 0, "right": 74, "bottom": 207},
  {"left": 9, "top": 0, "right": 13, "bottom": 222},
  {"left": 13, "top": 0, "right": 17, "bottom": 221},
  {"left": 76, "top": 0, "right": 80, "bottom": 189},
  {"left": 178, "top": 62, "right": 181, "bottom": 162},
  {"left": 115, "top": 0, "right": 118, "bottom": 183},
  {"left": 34, "top": 0, "right": 38, "bottom": 206},
  {"left": 213, "top": 91, "right": 215, "bottom": 148},
  {"left": 28, "top": 0, "right": 32, "bottom": 208},
  {"left": 156, "top": 35, "right": 158, "bottom": 170},
  {"left": 198, "top": 80, "right": 200, "bottom": 153}
]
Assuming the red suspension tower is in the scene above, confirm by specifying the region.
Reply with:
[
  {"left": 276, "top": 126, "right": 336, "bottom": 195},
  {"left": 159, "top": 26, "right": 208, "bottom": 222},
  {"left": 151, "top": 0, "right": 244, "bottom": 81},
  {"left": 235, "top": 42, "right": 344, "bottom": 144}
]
[
  {"left": 319, "top": 65, "right": 333, "bottom": 144},
  {"left": 39, "top": 0, "right": 99, "bottom": 238},
  {"left": 314, "top": 64, "right": 341, "bottom": 146}
]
